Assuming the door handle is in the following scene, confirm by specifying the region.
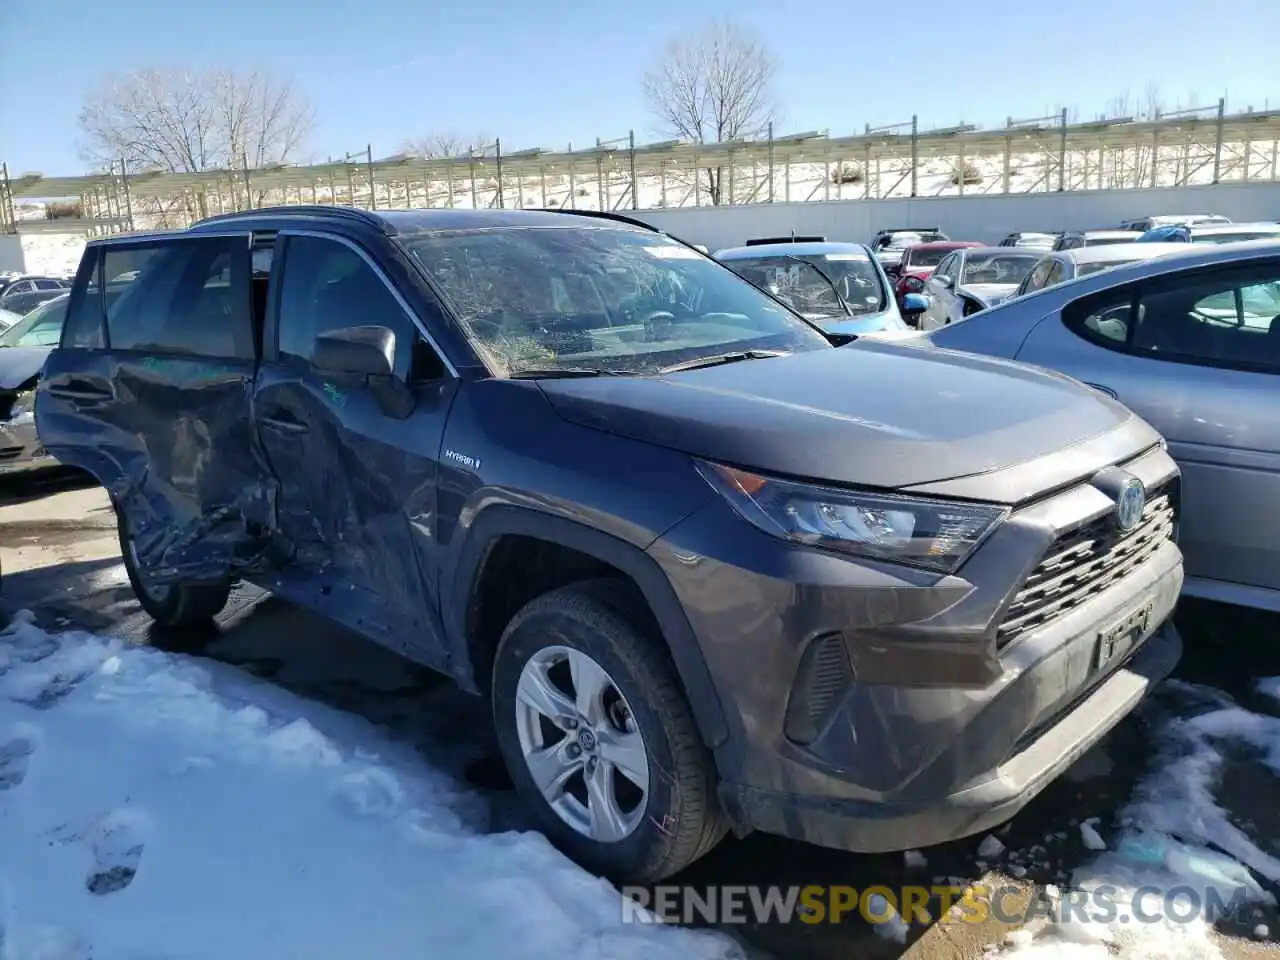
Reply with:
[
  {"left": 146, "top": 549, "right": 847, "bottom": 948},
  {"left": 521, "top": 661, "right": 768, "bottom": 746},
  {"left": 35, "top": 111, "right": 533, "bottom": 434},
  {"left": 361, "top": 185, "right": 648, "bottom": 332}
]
[
  {"left": 1085, "top": 382, "right": 1118, "bottom": 399},
  {"left": 47, "top": 380, "right": 112, "bottom": 403},
  {"left": 261, "top": 411, "right": 310, "bottom": 434}
]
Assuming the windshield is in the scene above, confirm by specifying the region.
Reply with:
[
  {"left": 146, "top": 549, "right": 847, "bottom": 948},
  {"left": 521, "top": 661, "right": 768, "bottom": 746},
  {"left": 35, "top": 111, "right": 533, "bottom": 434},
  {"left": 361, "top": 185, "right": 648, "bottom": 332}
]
[
  {"left": 403, "top": 227, "right": 832, "bottom": 375},
  {"left": 0, "top": 295, "right": 69, "bottom": 347},
  {"left": 903, "top": 247, "right": 950, "bottom": 268},
  {"left": 723, "top": 253, "right": 887, "bottom": 318},
  {"left": 1193, "top": 230, "right": 1280, "bottom": 245},
  {"left": 961, "top": 253, "right": 1039, "bottom": 286}
]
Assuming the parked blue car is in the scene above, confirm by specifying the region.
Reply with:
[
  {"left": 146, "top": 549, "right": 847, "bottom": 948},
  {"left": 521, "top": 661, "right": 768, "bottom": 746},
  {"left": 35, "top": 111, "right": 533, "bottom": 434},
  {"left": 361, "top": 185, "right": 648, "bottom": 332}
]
[{"left": 714, "top": 240, "right": 909, "bottom": 337}]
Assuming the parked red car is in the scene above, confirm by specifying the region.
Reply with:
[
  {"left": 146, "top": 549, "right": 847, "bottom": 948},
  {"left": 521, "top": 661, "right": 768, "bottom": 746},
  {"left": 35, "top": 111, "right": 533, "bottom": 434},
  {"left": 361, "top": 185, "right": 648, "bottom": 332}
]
[{"left": 890, "top": 240, "right": 984, "bottom": 304}]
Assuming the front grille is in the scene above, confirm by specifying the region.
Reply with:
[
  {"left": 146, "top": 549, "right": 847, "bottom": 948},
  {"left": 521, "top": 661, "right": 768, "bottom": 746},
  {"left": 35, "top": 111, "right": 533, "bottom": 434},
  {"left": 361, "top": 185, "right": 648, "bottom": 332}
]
[{"left": 996, "top": 483, "right": 1176, "bottom": 649}]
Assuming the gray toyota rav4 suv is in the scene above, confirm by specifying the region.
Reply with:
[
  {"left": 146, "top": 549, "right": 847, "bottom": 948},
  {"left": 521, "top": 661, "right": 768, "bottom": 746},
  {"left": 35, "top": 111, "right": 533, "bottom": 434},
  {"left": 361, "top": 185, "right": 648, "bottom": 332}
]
[{"left": 36, "top": 206, "right": 1183, "bottom": 882}]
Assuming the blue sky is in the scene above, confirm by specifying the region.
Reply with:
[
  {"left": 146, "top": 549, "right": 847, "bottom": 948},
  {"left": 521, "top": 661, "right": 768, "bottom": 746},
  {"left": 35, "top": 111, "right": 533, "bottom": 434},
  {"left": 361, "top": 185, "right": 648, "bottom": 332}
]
[{"left": 3, "top": 0, "right": 1276, "bottom": 176}]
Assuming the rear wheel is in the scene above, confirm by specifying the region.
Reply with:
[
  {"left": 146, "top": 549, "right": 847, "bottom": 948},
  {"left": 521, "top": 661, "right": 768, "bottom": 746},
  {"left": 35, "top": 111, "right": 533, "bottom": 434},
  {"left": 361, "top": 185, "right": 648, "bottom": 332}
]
[
  {"left": 116, "top": 506, "right": 230, "bottom": 628},
  {"left": 491, "top": 579, "right": 727, "bottom": 883}
]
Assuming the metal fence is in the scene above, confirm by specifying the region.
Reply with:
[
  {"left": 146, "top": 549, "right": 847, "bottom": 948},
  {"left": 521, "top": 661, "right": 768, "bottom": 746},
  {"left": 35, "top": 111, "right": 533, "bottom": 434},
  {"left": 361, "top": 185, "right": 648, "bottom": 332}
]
[{"left": 4, "top": 103, "right": 1279, "bottom": 235}]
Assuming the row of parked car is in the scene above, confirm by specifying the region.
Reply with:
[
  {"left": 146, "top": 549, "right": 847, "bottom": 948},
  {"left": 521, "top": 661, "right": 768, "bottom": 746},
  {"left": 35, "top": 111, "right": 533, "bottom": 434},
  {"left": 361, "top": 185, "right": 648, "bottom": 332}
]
[
  {"left": 2, "top": 203, "right": 1275, "bottom": 891},
  {"left": 703, "top": 214, "right": 1279, "bottom": 617}
]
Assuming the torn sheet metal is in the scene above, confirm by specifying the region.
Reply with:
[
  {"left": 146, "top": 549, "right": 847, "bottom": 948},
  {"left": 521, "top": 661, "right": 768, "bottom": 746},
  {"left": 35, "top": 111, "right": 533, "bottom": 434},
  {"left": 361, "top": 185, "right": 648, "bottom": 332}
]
[{"left": 35, "top": 350, "right": 276, "bottom": 585}]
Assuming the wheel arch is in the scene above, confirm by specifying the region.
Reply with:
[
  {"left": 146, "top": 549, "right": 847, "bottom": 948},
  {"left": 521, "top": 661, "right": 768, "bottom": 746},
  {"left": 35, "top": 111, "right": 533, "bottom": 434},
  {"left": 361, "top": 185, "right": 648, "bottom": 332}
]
[{"left": 445, "top": 505, "right": 729, "bottom": 750}]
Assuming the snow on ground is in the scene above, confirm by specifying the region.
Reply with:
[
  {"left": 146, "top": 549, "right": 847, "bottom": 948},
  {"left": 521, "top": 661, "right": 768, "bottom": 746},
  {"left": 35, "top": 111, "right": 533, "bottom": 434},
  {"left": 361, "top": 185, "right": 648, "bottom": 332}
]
[
  {"left": 998, "top": 663, "right": 1280, "bottom": 960},
  {"left": 0, "top": 611, "right": 741, "bottom": 960},
  {"left": 19, "top": 233, "right": 85, "bottom": 277}
]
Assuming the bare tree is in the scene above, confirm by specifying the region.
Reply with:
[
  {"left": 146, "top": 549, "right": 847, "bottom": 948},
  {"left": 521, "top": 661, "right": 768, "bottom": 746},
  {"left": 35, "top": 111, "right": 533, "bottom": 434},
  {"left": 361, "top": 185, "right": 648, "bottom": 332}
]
[
  {"left": 1103, "top": 83, "right": 1165, "bottom": 187},
  {"left": 402, "top": 132, "right": 494, "bottom": 159},
  {"left": 642, "top": 19, "right": 779, "bottom": 204},
  {"left": 78, "top": 67, "right": 314, "bottom": 222}
]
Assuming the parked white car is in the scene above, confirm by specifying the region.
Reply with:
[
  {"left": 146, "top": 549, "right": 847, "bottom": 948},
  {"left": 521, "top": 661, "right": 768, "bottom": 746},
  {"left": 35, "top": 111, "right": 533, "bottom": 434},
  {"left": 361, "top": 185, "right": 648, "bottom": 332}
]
[{"left": 913, "top": 247, "right": 1042, "bottom": 330}]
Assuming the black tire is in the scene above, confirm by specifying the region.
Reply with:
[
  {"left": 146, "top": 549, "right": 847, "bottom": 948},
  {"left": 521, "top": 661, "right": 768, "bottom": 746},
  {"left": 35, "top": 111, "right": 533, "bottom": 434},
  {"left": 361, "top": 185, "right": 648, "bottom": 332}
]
[
  {"left": 116, "top": 505, "right": 231, "bottom": 628},
  {"left": 491, "top": 579, "right": 728, "bottom": 883}
]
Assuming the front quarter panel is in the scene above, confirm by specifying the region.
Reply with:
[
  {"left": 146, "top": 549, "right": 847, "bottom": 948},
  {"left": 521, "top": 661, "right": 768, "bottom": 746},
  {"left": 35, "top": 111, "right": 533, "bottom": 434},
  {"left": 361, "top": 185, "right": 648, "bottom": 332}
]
[{"left": 436, "top": 377, "right": 718, "bottom": 676}]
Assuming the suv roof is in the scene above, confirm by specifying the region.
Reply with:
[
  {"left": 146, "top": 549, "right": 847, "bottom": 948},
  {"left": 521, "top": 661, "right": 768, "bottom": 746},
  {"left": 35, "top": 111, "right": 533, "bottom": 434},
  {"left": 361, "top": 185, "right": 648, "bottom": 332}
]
[{"left": 183, "top": 205, "right": 664, "bottom": 239}]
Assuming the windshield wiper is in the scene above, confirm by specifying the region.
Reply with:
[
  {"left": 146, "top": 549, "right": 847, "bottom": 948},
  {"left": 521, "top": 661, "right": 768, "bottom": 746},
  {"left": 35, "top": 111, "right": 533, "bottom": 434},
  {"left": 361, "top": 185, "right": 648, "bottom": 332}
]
[
  {"left": 508, "top": 367, "right": 631, "bottom": 379},
  {"left": 781, "top": 255, "right": 853, "bottom": 317},
  {"left": 657, "top": 349, "right": 790, "bottom": 375}
]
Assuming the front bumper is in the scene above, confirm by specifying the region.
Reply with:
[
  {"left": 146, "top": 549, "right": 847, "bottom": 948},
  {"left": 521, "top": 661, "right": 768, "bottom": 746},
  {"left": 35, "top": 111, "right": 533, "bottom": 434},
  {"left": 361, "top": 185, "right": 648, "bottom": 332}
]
[
  {"left": 649, "top": 444, "right": 1182, "bottom": 852},
  {"left": 0, "top": 415, "right": 55, "bottom": 475}
]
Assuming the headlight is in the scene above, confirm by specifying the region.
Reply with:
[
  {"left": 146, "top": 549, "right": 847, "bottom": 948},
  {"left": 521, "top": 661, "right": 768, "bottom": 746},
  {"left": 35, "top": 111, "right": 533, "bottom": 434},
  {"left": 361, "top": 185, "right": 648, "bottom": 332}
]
[
  {"left": 903, "top": 276, "right": 925, "bottom": 292},
  {"left": 695, "top": 461, "right": 1008, "bottom": 574}
]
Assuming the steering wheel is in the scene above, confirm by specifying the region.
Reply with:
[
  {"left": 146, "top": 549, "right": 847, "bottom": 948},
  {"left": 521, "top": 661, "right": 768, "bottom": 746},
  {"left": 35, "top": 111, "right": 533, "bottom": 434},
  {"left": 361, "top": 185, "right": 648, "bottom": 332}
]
[{"left": 640, "top": 309, "right": 676, "bottom": 341}]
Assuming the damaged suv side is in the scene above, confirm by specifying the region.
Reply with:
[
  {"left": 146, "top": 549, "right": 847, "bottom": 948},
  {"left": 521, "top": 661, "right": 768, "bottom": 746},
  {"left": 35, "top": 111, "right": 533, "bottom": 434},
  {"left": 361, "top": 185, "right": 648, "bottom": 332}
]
[{"left": 37, "top": 207, "right": 1184, "bottom": 883}]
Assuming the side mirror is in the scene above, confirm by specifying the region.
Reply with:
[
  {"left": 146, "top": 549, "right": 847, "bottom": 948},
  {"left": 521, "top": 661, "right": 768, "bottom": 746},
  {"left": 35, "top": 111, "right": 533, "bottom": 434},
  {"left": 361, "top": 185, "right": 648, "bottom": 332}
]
[
  {"left": 313, "top": 325, "right": 396, "bottom": 377},
  {"left": 934, "top": 274, "right": 954, "bottom": 290},
  {"left": 311, "top": 325, "right": 414, "bottom": 419},
  {"left": 902, "top": 293, "right": 929, "bottom": 316}
]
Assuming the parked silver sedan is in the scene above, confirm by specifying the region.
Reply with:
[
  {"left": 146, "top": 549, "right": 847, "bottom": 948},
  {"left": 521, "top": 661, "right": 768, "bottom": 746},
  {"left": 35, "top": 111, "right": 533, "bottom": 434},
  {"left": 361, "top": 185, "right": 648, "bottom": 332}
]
[
  {"left": 925, "top": 240, "right": 1280, "bottom": 612},
  {"left": 1013, "top": 243, "right": 1189, "bottom": 298}
]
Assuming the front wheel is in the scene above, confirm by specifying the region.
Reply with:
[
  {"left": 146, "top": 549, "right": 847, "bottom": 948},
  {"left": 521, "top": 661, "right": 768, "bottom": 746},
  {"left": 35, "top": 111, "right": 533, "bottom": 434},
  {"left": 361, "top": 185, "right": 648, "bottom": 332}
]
[
  {"left": 491, "top": 580, "right": 727, "bottom": 883},
  {"left": 116, "top": 505, "right": 231, "bottom": 628}
]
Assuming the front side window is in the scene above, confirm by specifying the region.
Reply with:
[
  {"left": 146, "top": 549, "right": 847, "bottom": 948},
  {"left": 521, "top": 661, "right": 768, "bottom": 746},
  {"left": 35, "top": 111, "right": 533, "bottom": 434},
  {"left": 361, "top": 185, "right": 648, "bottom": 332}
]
[
  {"left": 1022, "top": 260, "right": 1053, "bottom": 294},
  {"left": 402, "top": 227, "right": 831, "bottom": 376},
  {"left": 933, "top": 254, "right": 957, "bottom": 282},
  {"left": 276, "top": 235, "right": 433, "bottom": 379},
  {"left": 960, "top": 253, "right": 1039, "bottom": 286},
  {"left": 1133, "top": 266, "right": 1280, "bottom": 369},
  {"left": 1066, "top": 261, "right": 1280, "bottom": 370},
  {"left": 103, "top": 237, "right": 254, "bottom": 359}
]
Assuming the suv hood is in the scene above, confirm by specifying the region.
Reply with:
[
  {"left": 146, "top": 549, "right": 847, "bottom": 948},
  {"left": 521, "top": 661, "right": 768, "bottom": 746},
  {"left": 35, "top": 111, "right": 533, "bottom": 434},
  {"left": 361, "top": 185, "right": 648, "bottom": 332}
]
[{"left": 538, "top": 341, "right": 1141, "bottom": 494}]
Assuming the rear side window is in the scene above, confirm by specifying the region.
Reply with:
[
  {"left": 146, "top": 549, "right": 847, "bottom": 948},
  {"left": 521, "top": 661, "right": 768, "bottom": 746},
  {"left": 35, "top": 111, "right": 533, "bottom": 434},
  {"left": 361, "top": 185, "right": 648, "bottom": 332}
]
[
  {"left": 102, "top": 237, "right": 254, "bottom": 360},
  {"left": 61, "top": 251, "right": 104, "bottom": 349}
]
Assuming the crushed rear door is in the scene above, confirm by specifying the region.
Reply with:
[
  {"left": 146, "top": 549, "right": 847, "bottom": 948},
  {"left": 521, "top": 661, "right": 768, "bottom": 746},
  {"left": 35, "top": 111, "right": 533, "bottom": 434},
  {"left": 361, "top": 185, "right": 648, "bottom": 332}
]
[{"left": 35, "top": 232, "right": 276, "bottom": 584}]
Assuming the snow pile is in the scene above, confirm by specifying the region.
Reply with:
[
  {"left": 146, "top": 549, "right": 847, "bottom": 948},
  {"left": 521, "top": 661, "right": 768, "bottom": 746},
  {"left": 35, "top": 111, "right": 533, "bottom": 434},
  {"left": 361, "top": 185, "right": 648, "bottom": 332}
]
[
  {"left": 0, "top": 612, "right": 740, "bottom": 959},
  {"left": 999, "top": 672, "right": 1280, "bottom": 959}
]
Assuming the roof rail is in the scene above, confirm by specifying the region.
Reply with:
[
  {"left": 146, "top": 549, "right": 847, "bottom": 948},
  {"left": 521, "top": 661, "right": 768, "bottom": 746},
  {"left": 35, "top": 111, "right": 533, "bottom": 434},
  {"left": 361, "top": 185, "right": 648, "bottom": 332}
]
[
  {"left": 877, "top": 226, "right": 941, "bottom": 233},
  {"left": 532, "top": 208, "right": 660, "bottom": 232},
  {"left": 744, "top": 235, "right": 826, "bottom": 246},
  {"left": 191, "top": 205, "right": 384, "bottom": 229}
]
